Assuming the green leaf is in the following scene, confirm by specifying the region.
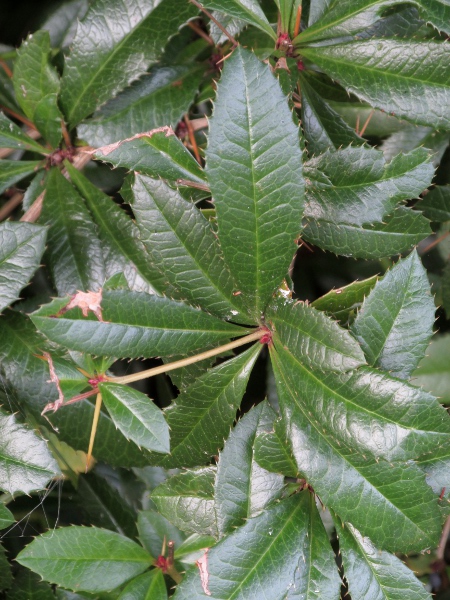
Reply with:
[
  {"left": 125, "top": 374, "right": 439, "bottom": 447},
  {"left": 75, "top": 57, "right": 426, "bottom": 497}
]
[
  {"left": 270, "top": 348, "right": 443, "bottom": 552},
  {"left": 207, "top": 47, "right": 304, "bottom": 317},
  {"left": 254, "top": 417, "right": 299, "bottom": 478},
  {"left": 412, "top": 333, "right": 450, "bottom": 404},
  {"left": 40, "top": 0, "right": 89, "bottom": 48},
  {"left": 17, "top": 526, "right": 151, "bottom": 593},
  {"left": 0, "top": 112, "right": 46, "bottom": 153},
  {"left": 175, "top": 534, "right": 215, "bottom": 561},
  {"left": 0, "top": 160, "right": 42, "bottom": 194},
  {"left": 132, "top": 175, "right": 246, "bottom": 321},
  {"left": 0, "top": 222, "right": 47, "bottom": 312},
  {"left": 0, "top": 503, "right": 14, "bottom": 529},
  {"left": 41, "top": 168, "right": 105, "bottom": 295},
  {"left": 8, "top": 570, "right": 54, "bottom": 600},
  {"left": 152, "top": 467, "right": 218, "bottom": 537},
  {"left": 382, "top": 126, "right": 449, "bottom": 168},
  {"left": 100, "top": 382, "right": 170, "bottom": 453},
  {"left": 31, "top": 291, "right": 249, "bottom": 358},
  {"left": 0, "top": 409, "right": 60, "bottom": 495},
  {"left": 311, "top": 275, "right": 378, "bottom": 324},
  {"left": 275, "top": 0, "right": 302, "bottom": 35},
  {"left": 137, "top": 510, "right": 185, "bottom": 560},
  {"left": 214, "top": 402, "right": 285, "bottom": 537},
  {"left": 417, "top": 186, "right": 450, "bottom": 222},
  {"left": 118, "top": 570, "right": 168, "bottom": 600},
  {"left": 174, "top": 493, "right": 337, "bottom": 600},
  {"left": 303, "top": 206, "right": 432, "bottom": 258},
  {"left": 33, "top": 93, "right": 63, "bottom": 149},
  {"left": 209, "top": 11, "right": 246, "bottom": 45},
  {"left": 0, "top": 544, "right": 12, "bottom": 592},
  {"left": 266, "top": 297, "right": 366, "bottom": 372},
  {"left": 95, "top": 128, "right": 206, "bottom": 185},
  {"left": 300, "top": 40, "right": 450, "bottom": 129},
  {"left": 60, "top": 0, "right": 198, "bottom": 127},
  {"left": 13, "top": 31, "right": 59, "bottom": 121},
  {"left": 161, "top": 344, "right": 261, "bottom": 468},
  {"left": 200, "top": 0, "right": 276, "bottom": 39},
  {"left": 78, "top": 65, "right": 204, "bottom": 147},
  {"left": 352, "top": 251, "right": 435, "bottom": 379},
  {"left": 335, "top": 519, "right": 432, "bottom": 600},
  {"left": 304, "top": 147, "right": 433, "bottom": 226}
]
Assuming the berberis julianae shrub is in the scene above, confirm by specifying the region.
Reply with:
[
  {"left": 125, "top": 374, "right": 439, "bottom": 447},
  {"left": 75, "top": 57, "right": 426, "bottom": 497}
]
[{"left": 0, "top": 0, "right": 450, "bottom": 598}]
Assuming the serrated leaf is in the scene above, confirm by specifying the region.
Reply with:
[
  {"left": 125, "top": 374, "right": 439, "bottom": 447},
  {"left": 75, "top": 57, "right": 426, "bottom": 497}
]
[
  {"left": 100, "top": 382, "right": 170, "bottom": 454},
  {"left": 161, "top": 344, "right": 261, "bottom": 469},
  {"left": 0, "top": 160, "right": 42, "bottom": 194},
  {"left": 215, "top": 402, "right": 285, "bottom": 537},
  {"left": 0, "top": 222, "right": 47, "bottom": 312},
  {"left": 152, "top": 467, "right": 218, "bottom": 537},
  {"left": 8, "top": 570, "right": 54, "bottom": 600},
  {"left": 417, "top": 185, "right": 450, "bottom": 222},
  {"left": 17, "top": 526, "right": 151, "bottom": 593},
  {"left": 132, "top": 175, "right": 246, "bottom": 322},
  {"left": 0, "top": 503, "right": 14, "bottom": 530},
  {"left": 41, "top": 0, "right": 89, "bottom": 48},
  {"left": 303, "top": 206, "right": 432, "bottom": 258},
  {"left": 300, "top": 40, "right": 450, "bottom": 129},
  {"left": 60, "top": 0, "right": 198, "bottom": 127},
  {"left": 311, "top": 275, "right": 378, "bottom": 324},
  {"left": 207, "top": 47, "right": 304, "bottom": 317},
  {"left": 0, "top": 544, "right": 12, "bottom": 592},
  {"left": 78, "top": 65, "right": 204, "bottom": 147},
  {"left": 352, "top": 251, "right": 435, "bottom": 379},
  {"left": 33, "top": 93, "right": 63, "bottom": 149},
  {"left": 270, "top": 347, "right": 443, "bottom": 552},
  {"left": 412, "top": 333, "right": 450, "bottom": 404},
  {"left": 254, "top": 417, "right": 298, "bottom": 478},
  {"left": 40, "top": 168, "right": 105, "bottom": 295},
  {"left": 137, "top": 510, "right": 185, "bottom": 560},
  {"left": 267, "top": 297, "right": 366, "bottom": 371},
  {"left": 31, "top": 291, "right": 249, "bottom": 358},
  {"left": 0, "top": 409, "right": 60, "bottom": 495},
  {"left": 118, "top": 569, "right": 168, "bottom": 600},
  {"left": 304, "top": 147, "right": 433, "bottom": 226},
  {"left": 0, "top": 112, "right": 46, "bottom": 153},
  {"left": 335, "top": 519, "right": 432, "bottom": 600},
  {"left": 200, "top": 0, "right": 276, "bottom": 39},
  {"left": 382, "top": 126, "right": 449, "bottom": 168}
]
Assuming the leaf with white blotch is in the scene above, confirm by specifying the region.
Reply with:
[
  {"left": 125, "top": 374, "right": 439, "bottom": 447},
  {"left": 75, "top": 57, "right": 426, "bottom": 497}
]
[
  {"left": 335, "top": 519, "right": 432, "bottom": 600},
  {"left": 0, "top": 112, "right": 46, "bottom": 153},
  {"left": 215, "top": 402, "right": 285, "bottom": 538},
  {"left": 60, "top": 0, "right": 198, "bottom": 127},
  {"left": 0, "top": 222, "right": 47, "bottom": 312},
  {"left": 311, "top": 275, "right": 378, "bottom": 324},
  {"left": 152, "top": 467, "right": 218, "bottom": 537},
  {"left": 303, "top": 206, "right": 431, "bottom": 258},
  {"left": 118, "top": 569, "right": 168, "bottom": 600},
  {"left": 100, "top": 382, "right": 169, "bottom": 454},
  {"left": 0, "top": 160, "right": 42, "bottom": 195},
  {"left": 412, "top": 333, "right": 450, "bottom": 405},
  {"left": 0, "top": 503, "right": 14, "bottom": 530},
  {"left": 132, "top": 175, "right": 246, "bottom": 322},
  {"left": 304, "top": 147, "right": 433, "bottom": 227},
  {"left": 300, "top": 40, "right": 450, "bottom": 129},
  {"left": 254, "top": 416, "right": 298, "bottom": 478},
  {"left": 270, "top": 347, "right": 443, "bottom": 552},
  {"left": 161, "top": 344, "right": 261, "bottom": 469},
  {"left": 17, "top": 526, "right": 151, "bottom": 593},
  {"left": 417, "top": 186, "right": 450, "bottom": 222},
  {"left": 31, "top": 291, "right": 248, "bottom": 359},
  {"left": 207, "top": 47, "right": 304, "bottom": 318},
  {"left": 0, "top": 409, "right": 60, "bottom": 495},
  {"left": 352, "top": 250, "right": 435, "bottom": 379},
  {"left": 199, "top": 0, "right": 276, "bottom": 39}
]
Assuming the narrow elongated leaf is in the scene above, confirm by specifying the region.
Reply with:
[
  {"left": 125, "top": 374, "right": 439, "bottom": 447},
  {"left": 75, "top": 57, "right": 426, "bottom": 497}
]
[
  {"left": 152, "top": 467, "right": 218, "bottom": 537},
  {"left": 207, "top": 47, "right": 304, "bottom": 317},
  {"left": 31, "top": 291, "right": 248, "bottom": 358},
  {"left": 132, "top": 175, "right": 246, "bottom": 321},
  {"left": 0, "top": 409, "right": 60, "bottom": 495},
  {"left": 412, "top": 334, "right": 450, "bottom": 404},
  {"left": 0, "top": 112, "right": 46, "bottom": 153},
  {"left": 311, "top": 275, "right": 378, "bottom": 324},
  {"left": 352, "top": 251, "right": 435, "bottom": 379},
  {"left": 335, "top": 519, "right": 432, "bottom": 600},
  {"left": 266, "top": 297, "right": 366, "bottom": 371},
  {"left": 200, "top": 0, "right": 276, "bottom": 39},
  {"left": 304, "top": 147, "right": 433, "bottom": 226},
  {"left": 161, "top": 344, "right": 261, "bottom": 468},
  {"left": 254, "top": 417, "right": 299, "bottom": 478},
  {"left": 41, "top": 168, "right": 105, "bottom": 295},
  {"left": 100, "top": 382, "right": 170, "bottom": 453},
  {"left": 79, "top": 65, "right": 204, "bottom": 147},
  {"left": 0, "top": 160, "right": 42, "bottom": 194},
  {"left": 0, "top": 503, "right": 14, "bottom": 529},
  {"left": 118, "top": 570, "right": 168, "bottom": 600},
  {"left": 214, "top": 402, "right": 285, "bottom": 537},
  {"left": 417, "top": 186, "right": 450, "bottom": 222},
  {"left": 300, "top": 40, "right": 450, "bottom": 129},
  {"left": 60, "top": 0, "right": 198, "bottom": 127},
  {"left": 0, "top": 222, "right": 47, "bottom": 312},
  {"left": 137, "top": 510, "right": 185, "bottom": 560},
  {"left": 270, "top": 348, "right": 443, "bottom": 552},
  {"left": 17, "top": 527, "right": 151, "bottom": 593},
  {"left": 303, "top": 206, "right": 432, "bottom": 258}
]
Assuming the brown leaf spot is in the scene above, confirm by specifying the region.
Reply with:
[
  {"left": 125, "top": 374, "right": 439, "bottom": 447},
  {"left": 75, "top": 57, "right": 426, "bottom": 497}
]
[{"left": 58, "top": 290, "right": 104, "bottom": 321}]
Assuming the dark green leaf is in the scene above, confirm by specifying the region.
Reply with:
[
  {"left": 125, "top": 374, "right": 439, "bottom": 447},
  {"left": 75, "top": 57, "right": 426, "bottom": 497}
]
[
  {"left": 214, "top": 402, "right": 285, "bottom": 537},
  {"left": 8, "top": 570, "right": 54, "bottom": 600},
  {"left": 275, "top": 0, "right": 302, "bottom": 36},
  {"left": 0, "top": 160, "right": 42, "bottom": 194},
  {"left": 60, "top": 0, "right": 198, "bottom": 127},
  {"left": 300, "top": 40, "right": 450, "bottom": 129},
  {"left": 416, "top": 186, "right": 450, "bottom": 222},
  {"left": 207, "top": 47, "right": 304, "bottom": 317},
  {"left": 31, "top": 291, "right": 249, "bottom": 358},
  {"left": 382, "top": 126, "right": 449, "bottom": 168},
  {"left": 0, "top": 221, "right": 47, "bottom": 312},
  {"left": 335, "top": 519, "right": 432, "bottom": 600},
  {"left": 161, "top": 344, "right": 261, "bottom": 468},
  {"left": 17, "top": 526, "right": 151, "bottom": 593},
  {"left": 0, "top": 112, "right": 46, "bottom": 153},
  {"left": 412, "top": 333, "right": 450, "bottom": 404},
  {"left": 151, "top": 467, "right": 218, "bottom": 537},
  {"left": 41, "top": 0, "right": 89, "bottom": 48},
  {"left": 100, "top": 382, "right": 170, "bottom": 453},
  {"left": 118, "top": 569, "right": 168, "bottom": 600},
  {"left": 79, "top": 65, "right": 204, "bottom": 147},
  {"left": 254, "top": 417, "right": 298, "bottom": 478},
  {"left": 0, "top": 503, "right": 14, "bottom": 530},
  {"left": 175, "top": 534, "right": 215, "bottom": 561},
  {"left": 33, "top": 93, "right": 63, "bottom": 149},
  {"left": 352, "top": 250, "right": 435, "bottom": 379},
  {"left": 199, "top": 0, "right": 276, "bottom": 39},
  {"left": 137, "top": 510, "right": 185, "bottom": 560},
  {"left": 0, "top": 544, "right": 12, "bottom": 592},
  {"left": 311, "top": 275, "right": 378, "bottom": 324}
]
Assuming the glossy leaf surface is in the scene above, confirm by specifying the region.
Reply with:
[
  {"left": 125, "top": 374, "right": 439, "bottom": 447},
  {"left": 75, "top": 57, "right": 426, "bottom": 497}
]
[
  {"left": 0, "top": 112, "right": 46, "bottom": 153},
  {"left": 200, "top": 0, "right": 276, "bottom": 39},
  {"left": 417, "top": 186, "right": 450, "bottom": 222},
  {"left": 254, "top": 417, "right": 298, "bottom": 478},
  {"left": 311, "top": 275, "right": 378, "bottom": 324},
  {"left": 0, "top": 160, "right": 42, "bottom": 195}
]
